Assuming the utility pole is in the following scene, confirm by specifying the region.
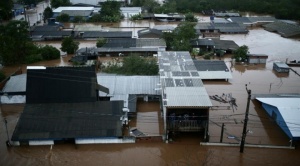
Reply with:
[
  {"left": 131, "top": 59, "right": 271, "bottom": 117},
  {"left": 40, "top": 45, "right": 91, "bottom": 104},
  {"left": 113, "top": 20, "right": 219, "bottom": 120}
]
[
  {"left": 220, "top": 123, "right": 225, "bottom": 143},
  {"left": 240, "top": 84, "right": 251, "bottom": 153}
]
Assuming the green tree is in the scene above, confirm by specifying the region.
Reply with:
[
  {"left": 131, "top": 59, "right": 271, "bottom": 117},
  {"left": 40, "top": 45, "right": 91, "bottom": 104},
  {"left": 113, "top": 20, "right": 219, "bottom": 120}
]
[
  {"left": 72, "top": 16, "right": 84, "bottom": 23},
  {"left": 60, "top": 37, "right": 79, "bottom": 54},
  {"left": 0, "top": 21, "right": 30, "bottom": 65},
  {"left": 99, "top": 1, "right": 122, "bottom": 22},
  {"left": 103, "top": 56, "right": 158, "bottom": 75},
  {"left": 88, "top": 14, "right": 102, "bottom": 22},
  {"left": 233, "top": 45, "right": 249, "bottom": 62},
  {"left": 43, "top": 6, "right": 53, "bottom": 23},
  {"left": 40, "top": 45, "right": 60, "bottom": 60},
  {"left": 96, "top": 38, "right": 107, "bottom": 48},
  {"left": 163, "top": 22, "right": 197, "bottom": 51},
  {"left": 56, "top": 13, "right": 70, "bottom": 22},
  {"left": 185, "top": 12, "right": 198, "bottom": 22},
  {"left": 0, "top": 0, "right": 13, "bottom": 20},
  {"left": 51, "top": 0, "right": 71, "bottom": 8}
]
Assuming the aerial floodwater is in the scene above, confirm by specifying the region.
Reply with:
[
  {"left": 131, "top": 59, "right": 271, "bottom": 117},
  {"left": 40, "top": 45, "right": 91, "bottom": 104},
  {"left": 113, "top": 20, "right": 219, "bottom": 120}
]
[{"left": 1, "top": 2, "right": 300, "bottom": 166}]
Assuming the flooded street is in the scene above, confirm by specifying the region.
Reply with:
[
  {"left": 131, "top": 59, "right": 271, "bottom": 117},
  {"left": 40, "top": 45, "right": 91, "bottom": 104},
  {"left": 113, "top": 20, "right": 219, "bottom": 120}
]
[{"left": 2, "top": 3, "right": 300, "bottom": 165}]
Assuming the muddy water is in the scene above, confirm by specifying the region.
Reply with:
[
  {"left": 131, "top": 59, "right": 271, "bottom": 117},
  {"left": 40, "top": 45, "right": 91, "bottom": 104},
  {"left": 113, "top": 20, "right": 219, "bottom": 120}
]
[{"left": 2, "top": 10, "right": 300, "bottom": 165}]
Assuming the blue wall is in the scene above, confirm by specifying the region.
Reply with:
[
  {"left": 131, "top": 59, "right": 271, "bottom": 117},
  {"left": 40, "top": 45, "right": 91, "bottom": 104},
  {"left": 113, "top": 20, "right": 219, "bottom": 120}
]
[{"left": 261, "top": 103, "right": 294, "bottom": 140}]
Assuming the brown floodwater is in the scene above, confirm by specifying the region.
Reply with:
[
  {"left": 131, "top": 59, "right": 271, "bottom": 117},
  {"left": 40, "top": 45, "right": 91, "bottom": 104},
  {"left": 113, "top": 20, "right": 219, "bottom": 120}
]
[{"left": 2, "top": 4, "right": 300, "bottom": 165}]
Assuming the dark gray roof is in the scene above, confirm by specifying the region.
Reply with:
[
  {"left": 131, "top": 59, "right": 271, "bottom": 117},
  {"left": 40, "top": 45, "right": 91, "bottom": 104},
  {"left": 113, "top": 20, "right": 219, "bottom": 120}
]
[
  {"left": 61, "top": 10, "right": 93, "bottom": 17},
  {"left": 31, "top": 31, "right": 72, "bottom": 37},
  {"left": 193, "top": 60, "right": 229, "bottom": 71},
  {"left": 263, "top": 21, "right": 300, "bottom": 37},
  {"left": 190, "top": 39, "right": 215, "bottom": 46},
  {"left": 211, "top": 39, "right": 239, "bottom": 50},
  {"left": 11, "top": 101, "right": 124, "bottom": 141},
  {"left": 96, "top": 47, "right": 159, "bottom": 52},
  {"left": 82, "top": 31, "right": 132, "bottom": 38},
  {"left": 26, "top": 66, "right": 98, "bottom": 104},
  {"left": 229, "top": 17, "right": 276, "bottom": 24},
  {"left": 102, "top": 38, "right": 166, "bottom": 48},
  {"left": 31, "top": 26, "right": 60, "bottom": 32},
  {"left": 137, "top": 28, "right": 163, "bottom": 38},
  {"left": 195, "top": 22, "right": 248, "bottom": 33},
  {"left": 228, "top": 17, "right": 251, "bottom": 24}
]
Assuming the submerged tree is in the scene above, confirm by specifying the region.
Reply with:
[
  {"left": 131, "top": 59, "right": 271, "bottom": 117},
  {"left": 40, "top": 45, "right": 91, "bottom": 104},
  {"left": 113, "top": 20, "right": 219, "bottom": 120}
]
[
  {"left": 60, "top": 37, "right": 79, "bottom": 54},
  {"left": 232, "top": 45, "right": 249, "bottom": 62}
]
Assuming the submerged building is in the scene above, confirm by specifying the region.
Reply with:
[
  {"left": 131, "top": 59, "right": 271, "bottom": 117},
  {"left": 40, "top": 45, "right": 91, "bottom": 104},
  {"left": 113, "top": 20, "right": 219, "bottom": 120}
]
[
  {"left": 256, "top": 94, "right": 300, "bottom": 142},
  {"left": 11, "top": 66, "right": 131, "bottom": 146},
  {"left": 157, "top": 52, "right": 213, "bottom": 141}
]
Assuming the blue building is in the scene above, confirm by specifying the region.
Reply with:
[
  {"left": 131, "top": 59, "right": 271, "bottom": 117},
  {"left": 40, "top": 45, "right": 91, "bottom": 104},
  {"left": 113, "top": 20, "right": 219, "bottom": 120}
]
[
  {"left": 256, "top": 95, "right": 300, "bottom": 141},
  {"left": 13, "top": 4, "right": 25, "bottom": 17}
]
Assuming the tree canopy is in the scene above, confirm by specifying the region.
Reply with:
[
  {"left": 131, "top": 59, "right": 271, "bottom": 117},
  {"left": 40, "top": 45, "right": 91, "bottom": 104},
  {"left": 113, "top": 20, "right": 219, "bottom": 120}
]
[
  {"left": 0, "top": 20, "right": 61, "bottom": 65},
  {"left": 164, "top": 0, "right": 300, "bottom": 20},
  {"left": 233, "top": 45, "right": 249, "bottom": 62},
  {"left": 60, "top": 37, "right": 79, "bottom": 54},
  {"left": 50, "top": 0, "right": 71, "bottom": 9},
  {"left": 103, "top": 56, "right": 158, "bottom": 75},
  {"left": 0, "top": 0, "right": 13, "bottom": 20},
  {"left": 163, "top": 22, "right": 197, "bottom": 51},
  {"left": 43, "top": 6, "right": 53, "bottom": 22},
  {"left": 0, "top": 21, "right": 30, "bottom": 65},
  {"left": 99, "top": 1, "right": 122, "bottom": 22}
]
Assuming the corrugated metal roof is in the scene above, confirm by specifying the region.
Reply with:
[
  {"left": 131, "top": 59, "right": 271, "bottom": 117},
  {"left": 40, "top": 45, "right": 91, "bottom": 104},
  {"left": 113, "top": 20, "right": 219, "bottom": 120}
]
[
  {"left": 3, "top": 74, "right": 27, "bottom": 93},
  {"left": 256, "top": 97, "right": 300, "bottom": 137},
  {"left": 158, "top": 51, "right": 212, "bottom": 107},
  {"left": 198, "top": 71, "right": 232, "bottom": 79},
  {"left": 11, "top": 101, "right": 124, "bottom": 141},
  {"left": 165, "top": 87, "right": 212, "bottom": 107},
  {"left": 97, "top": 75, "right": 160, "bottom": 96},
  {"left": 82, "top": 31, "right": 132, "bottom": 38}
]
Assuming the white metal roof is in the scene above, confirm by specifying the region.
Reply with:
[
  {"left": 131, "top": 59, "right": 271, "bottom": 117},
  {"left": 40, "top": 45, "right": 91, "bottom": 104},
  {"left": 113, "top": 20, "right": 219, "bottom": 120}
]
[
  {"left": 2, "top": 74, "right": 27, "bottom": 92},
  {"left": 257, "top": 97, "right": 300, "bottom": 138},
  {"left": 198, "top": 71, "right": 232, "bottom": 79},
  {"left": 97, "top": 75, "right": 160, "bottom": 96},
  {"left": 158, "top": 51, "right": 212, "bottom": 108},
  {"left": 53, "top": 7, "right": 94, "bottom": 13},
  {"left": 274, "top": 62, "right": 290, "bottom": 68},
  {"left": 165, "top": 87, "right": 212, "bottom": 107}
]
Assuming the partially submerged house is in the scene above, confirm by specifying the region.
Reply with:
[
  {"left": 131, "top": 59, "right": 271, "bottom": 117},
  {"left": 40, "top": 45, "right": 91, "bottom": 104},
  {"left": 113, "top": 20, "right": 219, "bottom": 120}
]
[
  {"left": 97, "top": 74, "right": 161, "bottom": 113},
  {"left": 158, "top": 51, "right": 212, "bottom": 141},
  {"left": 138, "top": 25, "right": 176, "bottom": 38},
  {"left": 263, "top": 21, "right": 300, "bottom": 38},
  {"left": 247, "top": 54, "right": 268, "bottom": 64},
  {"left": 11, "top": 66, "right": 132, "bottom": 145},
  {"left": 228, "top": 16, "right": 276, "bottom": 26},
  {"left": 190, "top": 38, "right": 239, "bottom": 54},
  {"left": 256, "top": 94, "right": 300, "bottom": 141},
  {"left": 53, "top": 7, "right": 94, "bottom": 21},
  {"left": 273, "top": 62, "right": 290, "bottom": 73},
  {"left": 195, "top": 22, "right": 248, "bottom": 38},
  {"left": 30, "top": 25, "right": 73, "bottom": 41},
  {"left": 154, "top": 13, "right": 185, "bottom": 22},
  {"left": 193, "top": 60, "right": 232, "bottom": 80}
]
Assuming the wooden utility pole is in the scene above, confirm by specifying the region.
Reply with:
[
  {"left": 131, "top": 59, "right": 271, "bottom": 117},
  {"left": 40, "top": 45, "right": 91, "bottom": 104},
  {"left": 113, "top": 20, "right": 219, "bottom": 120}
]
[{"left": 240, "top": 84, "right": 251, "bottom": 153}]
